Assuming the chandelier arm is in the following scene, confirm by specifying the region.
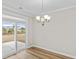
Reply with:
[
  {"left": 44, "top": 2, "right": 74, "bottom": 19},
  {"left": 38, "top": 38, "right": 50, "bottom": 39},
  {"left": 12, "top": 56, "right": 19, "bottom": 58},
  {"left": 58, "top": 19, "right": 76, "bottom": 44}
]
[{"left": 42, "top": 21, "right": 45, "bottom": 26}]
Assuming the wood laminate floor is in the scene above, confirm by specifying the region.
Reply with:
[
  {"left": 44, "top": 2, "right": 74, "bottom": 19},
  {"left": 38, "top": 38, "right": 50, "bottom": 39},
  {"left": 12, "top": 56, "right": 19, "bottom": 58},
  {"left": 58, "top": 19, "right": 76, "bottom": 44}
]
[
  {"left": 5, "top": 47, "right": 74, "bottom": 59},
  {"left": 6, "top": 50, "right": 39, "bottom": 59}
]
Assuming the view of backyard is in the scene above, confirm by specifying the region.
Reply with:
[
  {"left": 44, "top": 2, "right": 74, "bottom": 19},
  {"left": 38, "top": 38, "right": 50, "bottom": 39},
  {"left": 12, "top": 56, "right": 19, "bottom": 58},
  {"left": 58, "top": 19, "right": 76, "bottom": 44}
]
[
  {"left": 2, "top": 24, "right": 26, "bottom": 43},
  {"left": 2, "top": 34, "right": 25, "bottom": 43}
]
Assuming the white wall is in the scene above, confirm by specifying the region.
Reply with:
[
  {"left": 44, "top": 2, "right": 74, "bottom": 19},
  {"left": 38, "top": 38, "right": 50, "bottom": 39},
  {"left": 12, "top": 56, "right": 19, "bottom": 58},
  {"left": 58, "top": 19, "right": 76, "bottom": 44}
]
[{"left": 32, "top": 7, "right": 76, "bottom": 57}]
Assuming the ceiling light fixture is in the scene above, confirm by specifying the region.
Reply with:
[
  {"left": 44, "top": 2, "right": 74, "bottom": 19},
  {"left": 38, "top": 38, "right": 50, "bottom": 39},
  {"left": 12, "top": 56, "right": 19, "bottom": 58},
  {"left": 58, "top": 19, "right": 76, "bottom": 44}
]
[{"left": 35, "top": 0, "right": 51, "bottom": 26}]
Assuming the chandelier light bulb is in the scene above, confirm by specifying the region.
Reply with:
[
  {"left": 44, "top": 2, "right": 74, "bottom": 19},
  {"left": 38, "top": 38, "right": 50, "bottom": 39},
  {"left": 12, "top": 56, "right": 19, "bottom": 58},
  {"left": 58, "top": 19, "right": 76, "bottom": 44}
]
[
  {"left": 47, "top": 16, "right": 51, "bottom": 20},
  {"left": 36, "top": 16, "right": 40, "bottom": 21},
  {"left": 46, "top": 16, "right": 51, "bottom": 22},
  {"left": 44, "top": 15, "right": 48, "bottom": 19}
]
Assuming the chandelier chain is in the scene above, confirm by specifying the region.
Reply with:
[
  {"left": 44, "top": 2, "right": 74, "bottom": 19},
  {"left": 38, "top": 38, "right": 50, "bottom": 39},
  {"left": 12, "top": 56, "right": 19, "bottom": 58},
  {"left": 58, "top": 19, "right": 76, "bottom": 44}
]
[{"left": 41, "top": 0, "right": 44, "bottom": 13}]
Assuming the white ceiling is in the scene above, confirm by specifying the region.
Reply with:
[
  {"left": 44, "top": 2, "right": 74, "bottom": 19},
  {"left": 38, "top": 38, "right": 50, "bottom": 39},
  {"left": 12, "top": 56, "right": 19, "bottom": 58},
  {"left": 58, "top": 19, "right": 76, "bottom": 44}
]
[{"left": 3, "top": 0, "right": 75, "bottom": 17}]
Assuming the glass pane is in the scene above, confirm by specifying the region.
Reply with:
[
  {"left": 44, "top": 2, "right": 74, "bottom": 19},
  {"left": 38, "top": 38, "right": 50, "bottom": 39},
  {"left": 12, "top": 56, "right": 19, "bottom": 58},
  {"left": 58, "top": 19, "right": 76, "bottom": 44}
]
[
  {"left": 2, "top": 21, "right": 16, "bottom": 58},
  {"left": 2, "top": 24, "right": 14, "bottom": 42},
  {"left": 16, "top": 23, "right": 26, "bottom": 51}
]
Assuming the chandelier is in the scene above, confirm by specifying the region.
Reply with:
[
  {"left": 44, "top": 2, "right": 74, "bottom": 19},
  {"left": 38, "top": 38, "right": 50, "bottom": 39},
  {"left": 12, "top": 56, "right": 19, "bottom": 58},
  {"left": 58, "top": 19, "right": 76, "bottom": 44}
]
[{"left": 35, "top": 0, "right": 51, "bottom": 26}]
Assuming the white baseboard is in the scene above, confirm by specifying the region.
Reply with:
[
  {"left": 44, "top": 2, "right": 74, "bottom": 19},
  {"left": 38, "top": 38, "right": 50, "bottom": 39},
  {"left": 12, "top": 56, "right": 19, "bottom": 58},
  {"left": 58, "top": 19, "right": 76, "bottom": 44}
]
[{"left": 32, "top": 45, "right": 75, "bottom": 59}]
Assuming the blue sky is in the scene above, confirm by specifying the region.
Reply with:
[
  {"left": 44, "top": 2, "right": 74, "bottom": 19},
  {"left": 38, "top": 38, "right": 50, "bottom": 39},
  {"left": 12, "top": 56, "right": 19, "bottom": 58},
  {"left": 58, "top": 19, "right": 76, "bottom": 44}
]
[{"left": 2, "top": 21, "right": 26, "bottom": 28}]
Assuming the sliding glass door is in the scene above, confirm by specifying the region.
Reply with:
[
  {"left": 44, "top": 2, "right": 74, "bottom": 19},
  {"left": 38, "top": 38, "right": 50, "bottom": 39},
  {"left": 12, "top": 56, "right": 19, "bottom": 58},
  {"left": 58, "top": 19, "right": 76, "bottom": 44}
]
[{"left": 2, "top": 20, "right": 27, "bottom": 58}]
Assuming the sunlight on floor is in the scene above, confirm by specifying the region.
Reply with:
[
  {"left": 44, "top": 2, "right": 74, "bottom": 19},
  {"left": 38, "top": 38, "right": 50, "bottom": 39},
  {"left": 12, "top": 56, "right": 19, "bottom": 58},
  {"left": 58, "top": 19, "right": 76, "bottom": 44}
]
[{"left": 2, "top": 41, "right": 25, "bottom": 58}]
